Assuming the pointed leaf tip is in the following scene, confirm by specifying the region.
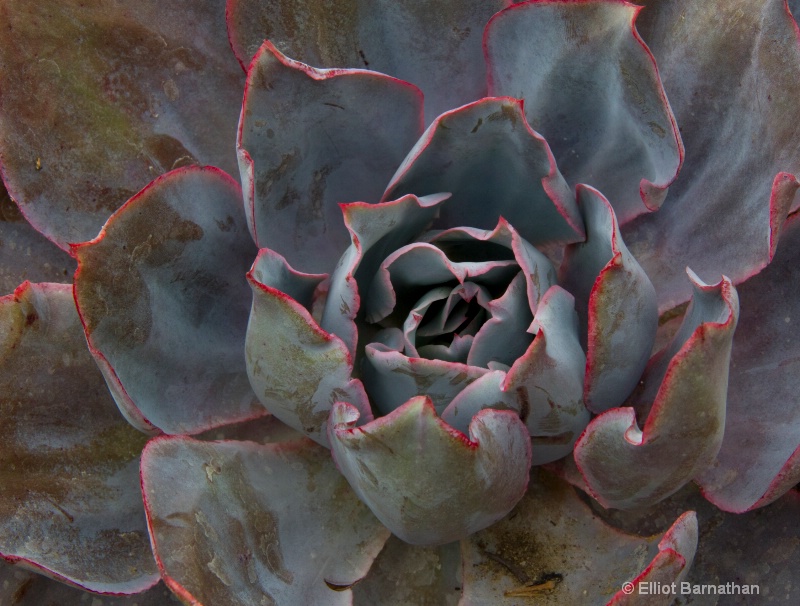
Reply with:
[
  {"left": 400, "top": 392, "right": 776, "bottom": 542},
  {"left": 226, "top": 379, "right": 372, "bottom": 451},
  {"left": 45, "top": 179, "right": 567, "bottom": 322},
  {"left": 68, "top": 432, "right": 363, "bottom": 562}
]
[
  {"left": 461, "top": 469, "right": 697, "bottom": 604},
  {"left": 575, "top": 272, "right": 738, "bottom": 509},
  {"left": 560, "top": 185, "right": 658, "bottom": 414}
]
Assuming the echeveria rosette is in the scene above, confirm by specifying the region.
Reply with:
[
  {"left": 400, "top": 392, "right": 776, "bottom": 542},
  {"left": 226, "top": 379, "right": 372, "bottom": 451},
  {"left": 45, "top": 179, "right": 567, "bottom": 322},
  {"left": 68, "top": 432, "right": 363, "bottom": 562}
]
[
  {"left": 236, "top": 1, "right": 710, "bottom": 582},
  {"left": 0, "top": 0, "right": 798, "bottom": 605}
]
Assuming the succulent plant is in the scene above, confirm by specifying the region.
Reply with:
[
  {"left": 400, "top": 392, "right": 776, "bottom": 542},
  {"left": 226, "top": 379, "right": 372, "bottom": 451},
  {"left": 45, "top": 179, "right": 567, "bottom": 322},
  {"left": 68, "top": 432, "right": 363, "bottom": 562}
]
[{"left": 1, "top": 0, "right": 800, "bottom": 604}]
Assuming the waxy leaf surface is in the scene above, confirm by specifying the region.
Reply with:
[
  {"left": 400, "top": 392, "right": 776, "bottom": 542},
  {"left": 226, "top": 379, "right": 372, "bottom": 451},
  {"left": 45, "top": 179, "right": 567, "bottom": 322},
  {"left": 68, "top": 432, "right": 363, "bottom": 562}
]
[
  {"left": 73, "top": 166, "right": 261, "bottom": 435},
  {"left": 141, "top": 437, "right": 390, "bottom": 606},
  {"left": 592, "top": 479, "right": 800, "bottom": 605},
  {"left": 575, "top": 273, "right": 739, "bottom": 509},
  {"left": 442, "top": 286, "right": 590, "bottom": 465},
  {"left": 245, "top": 246, "right": 372, "bottom": 446},
  {"left": 0, "top": 282, "right": 157, "bottom": 594},
  {"left": 321, "top": 193, "right": 450, "bottom": 356},
  {"left": 625, "top": 0, "right": 800, "bottom": 309},
  {"left": 227, "top": 0, "right": 510, "bottom": 121},
  {"left": 383, "top": 97, "right": 583, "bottom": 248},
  {"left": 238, "top": 41, "right": 424, "bottom": 274},
  {"left": 560, "top": 185, "right": 658, "bottom": 413},
  {"left": 0, "top": 0, "right": 244, "bottom": 249},
  {"left": 485, "top": 0, "right": 682, "bottom": 223},
  {"left": 697, "top": 213, "right": 800, "bottom": 511},
  {"left": 363, "top": 343, "right": 490, "bottom": 416},
  {"left": 329, "top": 397, "right": 531, "bottom": 546}
]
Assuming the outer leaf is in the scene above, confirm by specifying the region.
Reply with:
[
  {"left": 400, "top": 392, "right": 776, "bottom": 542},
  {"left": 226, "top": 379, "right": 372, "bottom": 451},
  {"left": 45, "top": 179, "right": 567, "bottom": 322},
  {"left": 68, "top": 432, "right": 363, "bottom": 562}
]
[
  {"left": 238, "top": 41, "right": 424, "bottom": 274},
  {"left": 485, "top": 0, "right": 683, "bottom": 223},
  {"left": 329, "top": 397, "right": 532, "bottom": 546},
  {"left": 696, "top": 213, "right": 800, "bottom": 512},
  {"left": 246, "top": 248, "right": 372, "bottom": 447},
  {"left": 0, "top": 184, "right": 75, "bottom": 294},
  {"left": 226, "top": 0, "right": 510, "bottom": 121},
  {"left": 442, "top": 286, "right": 590, "bottom": 465},
  {"left": 383, "top": 97, "right": 584, "bottom": 248},
  {"left": 574, "top": 272, "right": 739, "bottom": 509},
  {"left": 0, "top": 0, "right": 244, "bottom": 249},
  {"left": 560, "top": 185, "right": 658, "bottom": 413},
  {"left": 0, "top": 563, "right": 180, "bottom": 606},
  {"left": 73, "top": 166, "right": 261, "bottom": 435},
  {"left": 0, "top": 282, "right": 158, "bottom": 594},
  {"left": 624, "top": 0, "right": 800, "bottom": 310},
  {"left": 607, "top": 511, "right": 697, "bottom": 605},
  {"left": 141, "top": 436, "right": 391, "bottom": 606},
  {"left": 460, "top": 469, "right": 697, "bottom": 605},
  {"left": 590, "top": 479, "right": 800, "bottom": 604}
]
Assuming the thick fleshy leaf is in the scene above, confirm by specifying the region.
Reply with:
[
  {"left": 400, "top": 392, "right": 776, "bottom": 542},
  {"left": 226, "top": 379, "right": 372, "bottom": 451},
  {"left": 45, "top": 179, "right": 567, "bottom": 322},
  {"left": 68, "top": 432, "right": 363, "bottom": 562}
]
[
  {"left": 329, "top": 396, "right": 531, "bottom": 546},
  {"left": 226, "top": 0, "right": 510, "bottom": 121},
  {"left": 0, "top": 563, "right": 180, "bottom": 606},
  {"left": 623, "top": 0, "right": 800, "bottom": 310},
  {"left": 442, "top": 286, "right": 590, "bottom": 465},
  {"left": 0, "top": 282, "right": 158, "bottom": 594},
  {"left": 418, "top": 335, "right": 476, "bottom": 365},
  {"left": 0, "top": 184, "right": 75, "bottom": 294},
  {"left": 238, "top": 41, "right": 424, "bottom": 274},
  {"left": 574, "top": 272, "right": 739, "bottom": 509},
  {"left": 401, "top": 284, "right": 490, "bottom": 360},
  {"left": 141, "top": 436, "right": 390, "bottom": 606},
  {"left": 0, "top": 0, "right": 244, "bottom": 249},
  {"left": 485, "top": 0, "right": 682, "bottom": 223},
  {"left": 383, "top": 97, "right": 583, "bottom": 247},
  {"left": 423, "top": 219, "right": 558, "bottom": 317},
  {"left": 460, "top": 469, "right": 697, "bottom": 605},
  {"left": 695, "top": 213, "right": 800, "bottom": 512},
  {"left": 467, "top": 272, "right": 533, "bottom": 368},
  {"left": 353, "top": 538, "right": 462, "bottom": 606},
  {"left": 362, "top": 342, "right": 490, "bottom": 416},
  {"left": 366, "top": 243, "right": 518, "bottom": 325},
  {"left": 608, "top": 512, "right": 697, "bottom": 605},
  {"left": 246, "top": 248, "right": 372, "bottom": 447},
  {"left": 73, "top": 166, "right": 261, "bottom": 435},
  {"left": 321, "top": 193, "right": 450, "bottom": 356},
  {"left": 560, "top": 185, "right": 658, "bottom": 413}
]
